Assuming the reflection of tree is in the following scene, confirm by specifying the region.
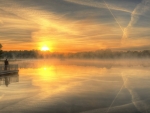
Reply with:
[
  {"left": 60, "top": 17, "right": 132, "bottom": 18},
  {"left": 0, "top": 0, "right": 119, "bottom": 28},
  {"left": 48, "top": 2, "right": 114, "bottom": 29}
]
[{"left": 0, "top": 74, "right": 19, "bottom": 87}]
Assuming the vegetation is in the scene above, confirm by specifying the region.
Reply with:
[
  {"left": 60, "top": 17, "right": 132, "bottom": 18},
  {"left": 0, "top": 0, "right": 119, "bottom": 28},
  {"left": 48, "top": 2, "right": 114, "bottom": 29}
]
[
  {"left": 1, "top": 49, "right": 150, "bottom": 59},
  {"left": 0, "top": 43, "right": 3, "bottom": 58}
]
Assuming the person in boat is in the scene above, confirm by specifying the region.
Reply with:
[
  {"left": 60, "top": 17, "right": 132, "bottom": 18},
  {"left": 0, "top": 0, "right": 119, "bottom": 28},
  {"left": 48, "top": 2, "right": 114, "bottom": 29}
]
[{"left": 4, "top": 59, "right": 9, "bottom": 70}]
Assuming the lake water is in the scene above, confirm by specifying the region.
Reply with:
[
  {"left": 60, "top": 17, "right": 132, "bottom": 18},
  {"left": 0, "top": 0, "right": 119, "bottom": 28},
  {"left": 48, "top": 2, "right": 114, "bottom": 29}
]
[{"left": 0, "top": 59, "right": 150, "bottom": 113}]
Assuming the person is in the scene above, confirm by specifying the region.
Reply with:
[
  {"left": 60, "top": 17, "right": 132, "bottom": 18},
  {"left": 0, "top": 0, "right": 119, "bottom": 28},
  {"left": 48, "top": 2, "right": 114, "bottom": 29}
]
[{"left": 4, "top": 59, "right": 9, "bottom": 70}]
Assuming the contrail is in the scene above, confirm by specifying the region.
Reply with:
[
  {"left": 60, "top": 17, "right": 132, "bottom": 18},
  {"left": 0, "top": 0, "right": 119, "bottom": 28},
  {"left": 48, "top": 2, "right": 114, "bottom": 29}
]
[
  {"left": 65, "top": 0, "right": 132, "bottom": 13},
  {"left": 122, "top": 0, "right": 149, "bottom": 39},
  {"left": 106, "top": 84, "right": 124, "bottom": 113},
  {"left": 102, "top": 0, "right": 124, "bottom": 33},
  {"left": 122, "top": 74, "right": 148, "bottom": 113},
  {"left": 106, "top": 74, "right": 126, "bottom": 113}
]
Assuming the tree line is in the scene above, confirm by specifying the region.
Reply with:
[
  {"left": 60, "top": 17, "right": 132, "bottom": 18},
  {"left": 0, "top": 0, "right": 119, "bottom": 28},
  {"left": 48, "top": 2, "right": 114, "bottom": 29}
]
[{"left": 1, "top": 49, "right": 150, "bottom": 59}]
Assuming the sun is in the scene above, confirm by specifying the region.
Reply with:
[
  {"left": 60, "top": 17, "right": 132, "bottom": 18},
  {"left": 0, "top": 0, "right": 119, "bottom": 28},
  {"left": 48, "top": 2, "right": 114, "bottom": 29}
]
[{"left": 41, "top": 46, "right": 49, "bottom": 51}]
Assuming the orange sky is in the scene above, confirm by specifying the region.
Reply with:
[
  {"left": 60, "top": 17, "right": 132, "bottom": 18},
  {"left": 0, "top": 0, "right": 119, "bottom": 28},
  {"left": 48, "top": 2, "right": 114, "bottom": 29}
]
[{"left": 1, "top": 0, "right": 150, "bottom": 52}]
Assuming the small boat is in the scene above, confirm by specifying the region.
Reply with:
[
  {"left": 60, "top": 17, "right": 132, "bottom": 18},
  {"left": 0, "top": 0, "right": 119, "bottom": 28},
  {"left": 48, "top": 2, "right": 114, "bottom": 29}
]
[{"left": 0, "top": 64, "right": 19, "bottom": 75}]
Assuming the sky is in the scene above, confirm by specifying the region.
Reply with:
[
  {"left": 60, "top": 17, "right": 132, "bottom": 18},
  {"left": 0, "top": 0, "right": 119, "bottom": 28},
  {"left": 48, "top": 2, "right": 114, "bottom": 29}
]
[{"left": 0, "top": 0, "right": 150, "bottom": 52}]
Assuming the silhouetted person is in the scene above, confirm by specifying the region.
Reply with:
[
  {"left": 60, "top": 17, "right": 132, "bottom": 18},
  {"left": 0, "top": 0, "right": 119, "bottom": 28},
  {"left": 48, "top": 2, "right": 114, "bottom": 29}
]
[{"left": 4, "top": 59, "right": 9, "bottom": 70}]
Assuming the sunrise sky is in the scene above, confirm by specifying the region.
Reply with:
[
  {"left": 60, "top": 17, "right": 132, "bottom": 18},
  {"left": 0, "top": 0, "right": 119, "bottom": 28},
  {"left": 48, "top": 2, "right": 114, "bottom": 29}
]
[{"left": 0, "top": 0, "right": 150, "bottom": 52}]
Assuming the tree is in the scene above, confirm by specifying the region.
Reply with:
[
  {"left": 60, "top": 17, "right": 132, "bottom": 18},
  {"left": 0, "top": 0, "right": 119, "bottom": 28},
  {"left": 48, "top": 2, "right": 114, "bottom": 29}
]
[
  {"left": 0, "top": 43, "right": 3, "bottom": 58},
  {"left": 0, "top": 43, "right": 2, "bottom": 49}
]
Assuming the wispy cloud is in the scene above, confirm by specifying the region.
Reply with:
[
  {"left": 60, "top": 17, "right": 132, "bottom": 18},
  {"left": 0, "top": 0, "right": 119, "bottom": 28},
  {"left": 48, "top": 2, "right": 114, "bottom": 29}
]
[
  {"left": 122, "top": 0, "right": 150, "bottom": 39},
  {"left": 0, "top": 0, "right": 150, "bottom": 51},
  {"left": 0, "top": 0, "right": 121, "bottom": 51}
]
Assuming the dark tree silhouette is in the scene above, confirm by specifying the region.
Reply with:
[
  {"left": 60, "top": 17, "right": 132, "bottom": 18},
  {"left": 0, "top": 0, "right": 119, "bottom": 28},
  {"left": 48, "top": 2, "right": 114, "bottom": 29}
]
[
  {"left": 0, "top": 44, "right": 2, "bottom": 49},
  {"left": 0, "top": 43, "right": 3, "bottom": 58}
]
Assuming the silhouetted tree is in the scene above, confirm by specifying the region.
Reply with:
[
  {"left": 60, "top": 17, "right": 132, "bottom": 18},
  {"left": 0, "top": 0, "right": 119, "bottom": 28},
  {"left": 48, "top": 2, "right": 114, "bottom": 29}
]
[
  {"left": 0, "top": 43, "right": 3, "bottom": 58},
  {"left": 0, "top": 44, "right": 2, "bottom": 49}
]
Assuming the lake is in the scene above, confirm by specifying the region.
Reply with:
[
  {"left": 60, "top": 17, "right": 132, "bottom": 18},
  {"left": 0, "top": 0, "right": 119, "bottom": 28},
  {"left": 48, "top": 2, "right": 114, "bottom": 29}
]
[{"left": 0, "top": 59, "right": 150, "bottom": 113}]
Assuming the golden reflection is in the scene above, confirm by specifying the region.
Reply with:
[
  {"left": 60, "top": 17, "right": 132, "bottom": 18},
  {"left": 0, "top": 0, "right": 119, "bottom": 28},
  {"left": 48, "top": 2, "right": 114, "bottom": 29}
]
[
  {"left": 37, "top": 66, "right": 56, "bottom": 81},
  {"left": 31, "top": 64, "right": 108, "bottom": 96},
  {"left": 32, "top": 66, "right": 60, "bottom": 95}
]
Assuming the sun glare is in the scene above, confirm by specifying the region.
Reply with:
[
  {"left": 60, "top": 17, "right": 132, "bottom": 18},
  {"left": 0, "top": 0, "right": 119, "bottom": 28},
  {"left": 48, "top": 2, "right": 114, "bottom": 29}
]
[{"left": 41, "top": 46, "right": 49, "bottom": 51}]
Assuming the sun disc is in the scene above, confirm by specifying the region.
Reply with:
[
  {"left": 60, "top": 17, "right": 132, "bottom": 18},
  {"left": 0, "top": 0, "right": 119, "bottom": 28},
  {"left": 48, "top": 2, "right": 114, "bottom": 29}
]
[{"left": 41, "top": 46, "right": 49, "bottom": 51}]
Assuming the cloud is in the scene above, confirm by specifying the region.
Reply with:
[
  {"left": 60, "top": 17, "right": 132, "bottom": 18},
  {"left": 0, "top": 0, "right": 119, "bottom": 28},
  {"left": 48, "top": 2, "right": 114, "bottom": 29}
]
[
  {"left": 1, "top": 0, "right": 123, "bottom": 51},
  {"left": 1, "top": 0, "right": 150, "bottom": 51},
  {"left": 0, "top": 0, "right": 79, "bottom": 50},
  {"left": 122, "top": 0, "right": 150, "bottom": 39}
]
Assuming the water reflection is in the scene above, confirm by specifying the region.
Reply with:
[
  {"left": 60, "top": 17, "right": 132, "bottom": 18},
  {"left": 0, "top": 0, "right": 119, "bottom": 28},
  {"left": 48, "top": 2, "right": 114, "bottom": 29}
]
[
  {"left": 0, "top": 74, "right": 19, "bottom": 87},
  {"left": 0, "top": 60, "right": 150, "bottom": 113},
  {"left": 15, "top": 59, "right": 150, "bottom": 69}
]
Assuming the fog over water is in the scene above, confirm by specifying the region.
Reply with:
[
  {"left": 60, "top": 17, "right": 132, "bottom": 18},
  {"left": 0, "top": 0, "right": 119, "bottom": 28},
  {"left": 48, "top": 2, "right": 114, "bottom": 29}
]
[{"left": 0, "top": 59, "right": 150, "bottom": 113}]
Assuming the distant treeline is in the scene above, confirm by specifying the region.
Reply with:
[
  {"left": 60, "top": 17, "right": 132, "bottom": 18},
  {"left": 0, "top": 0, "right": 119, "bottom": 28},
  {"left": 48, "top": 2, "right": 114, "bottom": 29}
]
[{"left": 1, "top": 49, "right": 150, "bottom": 59}]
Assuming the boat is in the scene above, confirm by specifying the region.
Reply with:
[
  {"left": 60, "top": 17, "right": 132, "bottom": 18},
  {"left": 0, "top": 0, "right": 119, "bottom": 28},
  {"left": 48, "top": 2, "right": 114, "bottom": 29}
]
[{"left": 0, "top": 64, "right": 19, "bottom": 75}]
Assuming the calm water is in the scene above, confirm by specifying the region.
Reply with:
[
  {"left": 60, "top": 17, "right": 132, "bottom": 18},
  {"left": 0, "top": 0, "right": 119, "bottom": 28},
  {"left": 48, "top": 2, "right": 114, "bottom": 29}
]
[{"left": 0, "top": 59, "right": 150, "bottom": 113}]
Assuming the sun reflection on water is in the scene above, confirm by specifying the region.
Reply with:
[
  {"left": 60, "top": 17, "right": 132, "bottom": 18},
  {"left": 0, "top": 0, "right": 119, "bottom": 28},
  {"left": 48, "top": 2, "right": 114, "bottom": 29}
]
[
  {"left": 36, "top": 66, "right": 56, "bottom": 81},
  {"left": 2, "top": 60, "right": 150, "bottom": 113}
]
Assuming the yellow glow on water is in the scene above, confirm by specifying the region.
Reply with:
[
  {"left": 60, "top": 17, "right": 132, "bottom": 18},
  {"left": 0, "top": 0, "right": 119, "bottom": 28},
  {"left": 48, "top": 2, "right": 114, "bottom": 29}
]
[
  {"left": 37, "top": 66, "right": 56, "bottom": 80},
  {"left": 2, "top": 60, "right": 150, "bottom": 112},
  {"left": 18, "top": 62, "right": 113, "bottom": 101}
]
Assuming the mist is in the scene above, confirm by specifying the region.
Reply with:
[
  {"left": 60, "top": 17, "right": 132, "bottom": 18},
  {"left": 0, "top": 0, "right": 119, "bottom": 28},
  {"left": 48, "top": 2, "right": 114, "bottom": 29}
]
[{"left": 1, "top": 49, "right": 150, "bottom": 60}]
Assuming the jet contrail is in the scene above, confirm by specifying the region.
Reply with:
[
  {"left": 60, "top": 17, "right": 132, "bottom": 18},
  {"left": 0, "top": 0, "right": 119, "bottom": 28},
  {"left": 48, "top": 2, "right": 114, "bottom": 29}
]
[
  {"left": 106, "top": 74, "right": 127, "bottom": 113},
  {"left": 102, "top": 0, "right": 124, "bottom": 33},
  {"left": 106, "top": 83, "right": 124, "bottom": 113},
  {"left": 122, "top": 0, "right": 149, "bottom": 39},
  {"left": 122, "top": 74, "right": 148, "bottom": 113},
  {"left": 65, "top": 0, "right": 132, "bottom": 13}
]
